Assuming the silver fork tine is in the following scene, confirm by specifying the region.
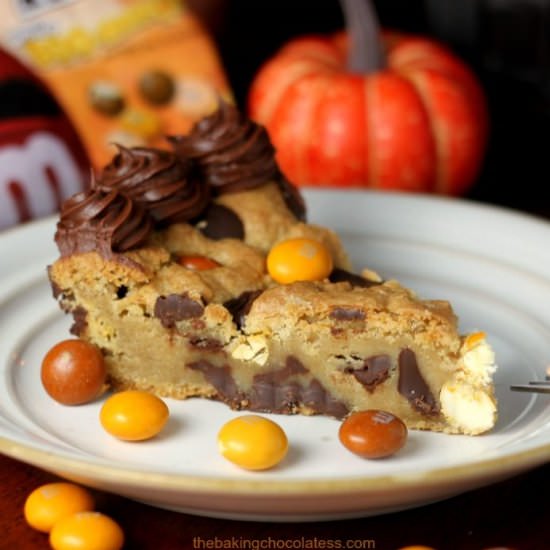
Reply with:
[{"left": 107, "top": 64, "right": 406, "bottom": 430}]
[{"left": 510, "top": 382, "right": 550, "bottom": 394}]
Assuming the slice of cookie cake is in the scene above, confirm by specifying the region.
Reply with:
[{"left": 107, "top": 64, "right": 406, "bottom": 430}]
[{"left": 48, "top": 102, "right": 497, "bottom": 435}]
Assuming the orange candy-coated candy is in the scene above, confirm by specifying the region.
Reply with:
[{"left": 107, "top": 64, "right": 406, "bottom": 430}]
[
  {"left": 100, "top": 390, "right": 169, "bottom": 441},
  {"left": 339, "top": 410, "right": 408, "bottom": 459},
  {"left": 41, "top": 339, "right": 106, "bottom": 405},
  {"left": 267, "top": 237, "right": 333, "bottom": 284},
  {"left": 49, "top": 511, "right": 124, "bottom": 550},
  {"left": 218, "top": 415, "right": 288, "bottom": 470},
  {"left": 24, "top": 482, "right": 94, "bottom": 533},
  {"left": 178, "top": 255, "right": 220, "bottom": 271},
  {"left": 464, "top": 331, "right": 486, "bottom": 350}
]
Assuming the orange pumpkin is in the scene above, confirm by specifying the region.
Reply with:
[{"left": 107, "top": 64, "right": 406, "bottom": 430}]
[{"left": 248, "top": 2, "right": 488, "bottom": 195}]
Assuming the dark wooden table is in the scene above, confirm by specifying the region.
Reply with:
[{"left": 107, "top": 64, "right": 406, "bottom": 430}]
[
  {"left": 1, "top": 204, "right": 549, "bottom": 550},
  {"left": 0, "top": 453, "right": 548, "bottom": 549}
]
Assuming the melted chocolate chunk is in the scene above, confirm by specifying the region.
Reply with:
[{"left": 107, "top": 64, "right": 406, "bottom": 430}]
[
  {"left": 70, "top": 306, "right": 88, "bottom": 337},
  {"left": 188, "top": 337, "right": 223, "bottom": 351},
  {"left": 197, "top": 203, "right": 244, "bottom": 240},
  {"left": 282, "top": 356, "right": 309, "bottom": 378},
  {"left": 250, "top": 357, "right": 347, "bottom": 418},
  {"left": 329, "top": 307, "right": 366, "bottom": 321},
  {"left": 276, "top": 177, "right": 306, "bottom": 221},
  {"left": 398, "top": 348, "right": 439, "bottom": 415},
  {"left": 249, "top": 356, "right": 309, "bottom": 411},
  {"left": 223, "top": 290, "right": 263, "bottom": 329},
  {"left": 190, "top": 355, "right": 347, "bottom": 418},
  {"left": 302, "top": 379, "right": 349, "bottom": 419},
  {"left": 188, "top": 360, "right": 242, "bottom": 407},
  {"left": 250, "top": 379, "right": 300, "bottom": 413},
  {"left": 349, "top": 355, "right": 391, "bottom": 391},
  {"left": 154, "top": 294, "right": 204, "bottom": 328},
  {"left": 329, "top": 268, "right": 381, "bottom": 288}
]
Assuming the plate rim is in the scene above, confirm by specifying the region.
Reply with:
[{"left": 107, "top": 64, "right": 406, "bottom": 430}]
[
  {"left": 1, "top": 432, "right": 550, "bottom": 496},
  {"left": 1, "top": 190, "right": 550, "bottom": 500}
]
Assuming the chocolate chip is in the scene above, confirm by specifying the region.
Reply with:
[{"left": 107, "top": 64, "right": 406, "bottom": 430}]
[
  {"left": 197, "top": 203, "right": 244, "bottom": 240},
  {"left": 276, "top": 176, "right": 306, "bottom": 221},
  {"left": 398, "top": 348, "right": 439, "bottom": 415},
  {"left": 350, "top": 355, "right": 391, "bottom": 391},
  {"left": 116, "top": 285, "right": 128, "bottom": 299},
  {"left": 190, "top": 356, "right": 348, "bottom": 419},
  {"left": 329, "top": 268, "right": 381, "bottom": 288},
  {"left": 329, "top": 307, "right": 366, "bottom": 321},
  {"left": 250, "top": 380, "right": 301, "bottom": 413},
  {"left": 302, "top": 379, "right": 349, "bottom": 419},
  {"left": 139, "top": 70, "right": 175, "bottom": 105},
  {"left": 252, "top": 356, "right": 308, "bottom": 386},
  {"left": 154, "top": 294, "right": 204, "bottom": 328},
  {"left": 284, "top": 356, "right": 309, "bottom": 377},
  {"left": 69, "top": 306, "right": 88, "bottom": 337},
  {"left": 249, "top": 357, "right": 308, "bottom": 412},
  {"left": 188, "top": 337, "right": 223, "bottom": 351},
  {"left": 188, "top": 360, "right": 243, "bottom": 406},
  {"left": 248, "top": 357, "right": 347, "bottom": 418},
  {"left": 223, "top": 290, "right": 262, "bottom": 329}
]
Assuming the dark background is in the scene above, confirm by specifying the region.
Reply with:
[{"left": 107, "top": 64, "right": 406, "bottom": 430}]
[{"left": 191, "top": 0, "right": 550, "bottom": 215}]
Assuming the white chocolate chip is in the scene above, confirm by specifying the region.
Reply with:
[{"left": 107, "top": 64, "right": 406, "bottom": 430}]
[
  {"left": 231, "top": 335, "right": 268, "bottom": 366},
  {"left": 440, "top": 383, "right": 497, "bottom": 435},
  {"left": 439, "top": 336, "right": 498, "bottom": 435},
  {"left": 360, "top": 267, "right": 383, "bottom": 283}
]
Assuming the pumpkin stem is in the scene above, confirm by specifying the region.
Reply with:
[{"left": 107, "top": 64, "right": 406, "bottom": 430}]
[{"left": 340, "top": 0, "right": 385, "bottom": 73}]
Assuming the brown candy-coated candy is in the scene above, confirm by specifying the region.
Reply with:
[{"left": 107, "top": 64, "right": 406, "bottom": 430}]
[
  {"left": 139, "top": 70, "right": 175, "bottom": 105},
  {"left": 339, "top": 409, "right": 407, "bottom": 459},
  {"left": 41, "top": 339, "right": 106, "bottom": 405}
]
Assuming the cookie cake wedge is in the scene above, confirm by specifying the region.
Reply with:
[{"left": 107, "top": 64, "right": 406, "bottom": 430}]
[{"left": 48, "top": 101, "right": 497, "bottom": 435}]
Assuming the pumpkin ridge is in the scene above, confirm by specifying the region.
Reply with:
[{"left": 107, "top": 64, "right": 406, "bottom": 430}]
[
  {"left": 402, "top": 70, "right": 447, "bottom": 193},
  {"left": 365, "top": 77, "right": 379, "bottom": 189}
]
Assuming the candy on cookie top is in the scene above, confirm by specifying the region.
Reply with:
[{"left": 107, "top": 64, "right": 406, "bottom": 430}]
[
  {"left": 55, "top": 189, "right": 153, "bottom": 258},
  {"left": 168, "top": 100, "right": 279, "bottom": 194},
  {"left": 96, "top": 145, "right": 210, "bottom": 225}
]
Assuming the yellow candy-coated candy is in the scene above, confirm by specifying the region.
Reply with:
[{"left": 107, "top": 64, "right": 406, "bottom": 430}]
[
  {"left": 100, "top": 390, "right": 169, "bottom": 441},
  {"left": 50, "top": 511, "right": 124, "bottom": 550},
  {"left": 24, "top": 482, "right": 94, "bottom": 533},
  {"left": 218, "top": 415, "right": 289, "bottom": 470},
  {"left": 267, "top": 238, "right": 333, "bottom": 284}
]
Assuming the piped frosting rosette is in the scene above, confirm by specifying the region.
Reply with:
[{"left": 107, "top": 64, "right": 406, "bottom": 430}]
[
  {"left": 169, "top": 101, "right": 306, "bottom": 220},
  {"left": 55, "top": 189, "right": 153, "bottom": 258},
  {"left": 96, "top": 145, "right": 210, "bottom": 226},
  {"left": 169, "top": 101, "right": 278, "bottom": 193}
]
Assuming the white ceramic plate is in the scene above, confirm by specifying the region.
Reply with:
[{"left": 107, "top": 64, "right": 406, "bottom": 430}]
[{"left": 1, "top": 190, "right": 550, "bottom": 522}]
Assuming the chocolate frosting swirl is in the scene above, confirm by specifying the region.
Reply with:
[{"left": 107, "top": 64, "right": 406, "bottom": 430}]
[
  {"left": 96, "top": 145, "right": 210, "bottom": 225},
  {"left": 55, "top": 189, "right": 153, "bottom": 257},
  {"left": 168, "top": 101, "right": 279, "bottom": 194}
]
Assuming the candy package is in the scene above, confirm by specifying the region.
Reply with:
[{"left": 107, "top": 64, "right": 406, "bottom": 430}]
[{"left": 0, "top": 0, "right": 230, "bottom": 230}]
